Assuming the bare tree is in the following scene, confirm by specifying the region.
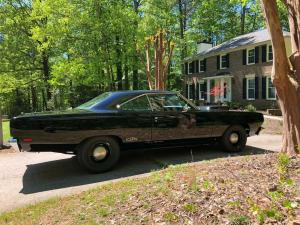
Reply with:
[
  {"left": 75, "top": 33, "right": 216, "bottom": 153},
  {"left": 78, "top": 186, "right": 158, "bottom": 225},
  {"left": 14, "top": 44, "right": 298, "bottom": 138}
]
[
  {"left": 139, "top": 30, "right": 175, "bottom": 90},
  {"left": 260, "top": 0, "right": 300, "bottom": 156}
]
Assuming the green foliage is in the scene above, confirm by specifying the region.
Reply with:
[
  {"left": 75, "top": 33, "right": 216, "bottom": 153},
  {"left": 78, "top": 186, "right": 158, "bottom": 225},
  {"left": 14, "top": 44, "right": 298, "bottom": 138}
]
[
  {"left": 202, "top": 179, "right": 215, "bottom": 191},
  {"left": 183, "top": 203, "right": 198, "bottom": 213},
  {"left": 277, "top": 153, "right": 290, "bottom": 183},
  {"left": 229, "top": 214, "right": 250, "bottom": 225},
  {"left": 164, "top": 212, "right": 178, "bottom": 222},
  {"left": 245, "top": 104, "right": 256, "bottom": 112},
  {"left": 225, "top": 101, "right": 244, "bottom": 110},
  {"left": 0, "top": 0, "right": 289, "bottom": 116}
]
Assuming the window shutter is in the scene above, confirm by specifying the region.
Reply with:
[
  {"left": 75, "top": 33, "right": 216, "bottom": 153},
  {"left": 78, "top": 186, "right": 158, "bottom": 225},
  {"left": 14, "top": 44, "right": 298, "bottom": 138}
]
[
  {"left": 243, "top": 50, "right": 247, "bottom": 65},
  {"left": 196, "top": 83, "right": 200, "bottom": 100},
  {"left": 204, "top": 59, "right": 207, "bottom": 71},
  {"left": 217, "top": 55, "right": 220, "bottom": 70},
  {"left": 255, "top": 46, "right": 259, "bottom": 63},
  {"left": 226, "top": 54, "right": 230, "bottom": 68},
  {"left": 195, "top": 60, "right": 199, "bottom": 73},
  {"left": 243, "top": 78, "right": 247, "bottom": 99},
  {"left": 203, "top": 81, "right": 207, "bottom": 100},
  {"left": 262, "top": 45, "right": 267, "bottom": 63},
  {"left": 185, "top": 84, "right": 188, "bottom": 97},
  {"left": 262, "top": 77, "right": 267, "bottom": 99},
  {"left": 255, "top": 76, "right": 259, "bottom": 99},
  {"left": 185, "top": 63, "right": 188, "bottom": 74}
]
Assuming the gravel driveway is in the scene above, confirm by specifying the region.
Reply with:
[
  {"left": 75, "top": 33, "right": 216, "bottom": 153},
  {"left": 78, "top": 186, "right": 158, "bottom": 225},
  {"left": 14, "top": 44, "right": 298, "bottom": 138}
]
[{"left": 0, "top": 134, "right": 281, "bottom": 213}]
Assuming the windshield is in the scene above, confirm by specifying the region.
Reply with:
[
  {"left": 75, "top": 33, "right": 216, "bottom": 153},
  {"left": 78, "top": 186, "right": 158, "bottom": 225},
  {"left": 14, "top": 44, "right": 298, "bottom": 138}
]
[{"left": 76, "top": 92, "right": 112, "bottom": 109}]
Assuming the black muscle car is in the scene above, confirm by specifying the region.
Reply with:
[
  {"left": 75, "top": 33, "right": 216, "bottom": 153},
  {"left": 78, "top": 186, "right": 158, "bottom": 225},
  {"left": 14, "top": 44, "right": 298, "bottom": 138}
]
[{"left": 10, "top": 90, "right": 264, "bottom": 173}]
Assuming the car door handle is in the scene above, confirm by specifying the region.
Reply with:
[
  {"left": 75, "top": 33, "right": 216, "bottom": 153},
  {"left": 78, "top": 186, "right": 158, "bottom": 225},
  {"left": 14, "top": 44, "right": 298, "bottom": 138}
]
[{"left": 44, "top": 127, "right": 56, "bottom": 133}]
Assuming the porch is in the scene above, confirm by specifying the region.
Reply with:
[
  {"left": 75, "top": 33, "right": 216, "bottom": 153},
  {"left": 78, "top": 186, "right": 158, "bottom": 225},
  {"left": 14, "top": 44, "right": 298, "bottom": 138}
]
[{"left": 186, "top": 75, "right": 233, "bottom": 104}]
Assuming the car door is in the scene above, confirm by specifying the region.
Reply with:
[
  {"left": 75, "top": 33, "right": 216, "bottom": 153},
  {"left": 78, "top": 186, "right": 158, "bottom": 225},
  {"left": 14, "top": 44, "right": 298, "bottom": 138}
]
[
  {"left": 117, "top": 94, "right": 153, "bottom": 143},
  {"left": 148, "top": 93, "right": 212, "bottom": 141}
]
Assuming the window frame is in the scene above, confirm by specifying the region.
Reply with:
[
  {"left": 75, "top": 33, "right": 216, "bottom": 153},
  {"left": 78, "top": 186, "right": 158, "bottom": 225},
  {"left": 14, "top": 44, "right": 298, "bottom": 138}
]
[
  {"left": 247, "top": 48, "right": 255, "bottom": 65},
  {"left": 267, "top": 45, "right": 273, "bottom": 62},
  {"left": 266, "top": 76, "right": 276, "bottom": 100},
  {"left": 199, "top": 59, "right": 205, "bottom": 72},
  {"left": 246, "top": 76, "right": 256, "bottom": 100},
  {"left": 220, "top": 54, "right": 228, "bottom": 69}
]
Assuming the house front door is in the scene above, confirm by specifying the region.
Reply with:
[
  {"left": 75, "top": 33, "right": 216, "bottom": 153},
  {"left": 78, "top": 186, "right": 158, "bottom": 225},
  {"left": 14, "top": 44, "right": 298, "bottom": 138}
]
[{"left": 206, "top": 76, "right": 232, "bottom": 103}]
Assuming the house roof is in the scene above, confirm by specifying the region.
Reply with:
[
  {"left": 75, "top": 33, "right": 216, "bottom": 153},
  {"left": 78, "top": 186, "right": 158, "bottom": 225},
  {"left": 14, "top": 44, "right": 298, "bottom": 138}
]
[{"left": 184, "top": 29, "right": 290, "bottom": 62}]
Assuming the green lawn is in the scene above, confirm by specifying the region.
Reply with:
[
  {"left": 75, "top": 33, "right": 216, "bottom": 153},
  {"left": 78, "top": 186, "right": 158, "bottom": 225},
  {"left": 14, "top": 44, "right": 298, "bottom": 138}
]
[{"left": 2, "top": 121, "right": 11, "bottom": 142}]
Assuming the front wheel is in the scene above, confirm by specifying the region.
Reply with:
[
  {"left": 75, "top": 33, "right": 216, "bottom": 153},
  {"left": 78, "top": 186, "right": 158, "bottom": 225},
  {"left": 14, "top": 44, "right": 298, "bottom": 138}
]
[
  {"left": 77, "top": 137, "right": 120, "bottom": 173},
  {"left": 221, "top": 125, "right": 247, "bottom": 152}
]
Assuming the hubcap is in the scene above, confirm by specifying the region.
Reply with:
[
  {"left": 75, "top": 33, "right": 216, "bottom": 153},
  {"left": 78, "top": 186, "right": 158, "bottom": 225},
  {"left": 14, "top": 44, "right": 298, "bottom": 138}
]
[
  {"left": 229, "top": 132, "right": 239, "bottom": 144},
  {"left": 92, "top": 145, "right": 108, "bottom": 161}
]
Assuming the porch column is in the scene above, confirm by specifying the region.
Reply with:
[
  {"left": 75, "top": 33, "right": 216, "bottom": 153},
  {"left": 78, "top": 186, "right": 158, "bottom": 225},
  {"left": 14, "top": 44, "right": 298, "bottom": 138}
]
[
  {"left": 206, "top": 79, "right": 210, "bottom": 103},
  {"left": 228, "top": 78, "right": 232, "bottom": 102},
  {"left": 220, "top": 78, "right": 224, "bottom": 102}
]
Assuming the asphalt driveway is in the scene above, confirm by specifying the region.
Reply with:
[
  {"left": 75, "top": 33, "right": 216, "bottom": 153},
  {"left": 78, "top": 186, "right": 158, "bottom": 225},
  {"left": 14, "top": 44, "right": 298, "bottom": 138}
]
[{"left": 0, "top": 134, "right": 281, "bottom": 213}]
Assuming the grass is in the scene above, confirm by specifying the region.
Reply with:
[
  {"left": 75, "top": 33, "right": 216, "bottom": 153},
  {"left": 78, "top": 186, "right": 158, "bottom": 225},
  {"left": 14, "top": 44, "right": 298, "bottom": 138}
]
[
  {"left": 1, "top": 121, "right": 10, "bottom": 142},
  {"left": 0, "top": 154, "right": 298, "bottom": 225}
]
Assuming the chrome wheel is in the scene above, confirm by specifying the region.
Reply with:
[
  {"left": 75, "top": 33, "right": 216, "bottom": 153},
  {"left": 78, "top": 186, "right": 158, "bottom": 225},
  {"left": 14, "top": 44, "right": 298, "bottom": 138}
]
[
  {"left": 229, "top": 132, "right": 239, "bottom": 144},
  {"left": 92, "top": 145, "right": 108, "bottom": 161}
]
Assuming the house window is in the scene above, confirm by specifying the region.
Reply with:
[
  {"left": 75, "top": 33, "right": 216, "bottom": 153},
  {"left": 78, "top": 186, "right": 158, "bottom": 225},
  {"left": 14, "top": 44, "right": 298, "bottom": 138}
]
[
  {"left": 199, "top": 60, "right": 205, "bottom": 72},
  {"left": 266, "top": 77, "right": 276, "bottom": 100},
  {"left": 268, "top": 45, "right": 273, "bottom": 61},
  {"left": 247, "top": 48, "right": 255, "bottom": 65},
  {"left": 247, "top": 77, "right": 255, "bottom": 100},
  {"left": 220, "top": 54, "right": 228, "bottom": 69}
]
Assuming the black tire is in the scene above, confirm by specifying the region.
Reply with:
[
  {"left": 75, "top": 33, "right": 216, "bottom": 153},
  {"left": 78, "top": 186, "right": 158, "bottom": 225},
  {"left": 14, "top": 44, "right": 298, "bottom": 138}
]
[
  {"left": 77, "top": 137, "right": 120, "bottom": 173},
  {"left": 221, "top": 125, "right": 247, "bottom": 152}
]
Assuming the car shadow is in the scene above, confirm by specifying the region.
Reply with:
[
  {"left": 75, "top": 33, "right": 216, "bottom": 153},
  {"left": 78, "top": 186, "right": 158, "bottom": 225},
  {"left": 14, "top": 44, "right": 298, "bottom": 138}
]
[{"left": 21, "top": 145, "right": 272, "bottom": 194}]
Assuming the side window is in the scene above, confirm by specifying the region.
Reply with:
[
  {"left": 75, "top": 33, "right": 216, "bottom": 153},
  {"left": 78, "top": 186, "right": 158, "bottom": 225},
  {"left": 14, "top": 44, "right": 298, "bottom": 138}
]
[
  {"left": 120, "top": 95, "right": 152, "bottom": 111},
  {"left": 148, "top": 94, "right": 192, "bottom": 112}
]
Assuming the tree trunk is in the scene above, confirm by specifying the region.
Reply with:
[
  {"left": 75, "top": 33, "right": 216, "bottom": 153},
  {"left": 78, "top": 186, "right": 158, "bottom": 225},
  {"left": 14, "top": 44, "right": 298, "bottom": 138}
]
[
  {"left": 116, "top": 36, "right": 123, "bottom": 91},
  {"left": 42, "top": 51, "right": 51, "bottom": 102},
  {"left": 0, "top": 114, "right": 3, "bottom": 148},
  {"left": 240, "top": 5, "right": 246, "bottom": 35},
  {"left": 178, "top": 0, "right": 187, "bottom": 75},
  {"left": 31, "top": 86, "right": 37, "bottom": 112},
  {"left": 132, "top": 0, "right": 140, "bottom": 90},
  {"left": 124, "top": 63, "right": 129, "bottom": 90},
  {"left": 260, "top": 0, "right": 300, "bottom": 156}
]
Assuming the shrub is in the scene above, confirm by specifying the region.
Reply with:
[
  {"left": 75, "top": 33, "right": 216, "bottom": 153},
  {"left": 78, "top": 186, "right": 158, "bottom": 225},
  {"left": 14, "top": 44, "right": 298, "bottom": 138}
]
[{"left": 245, "top": 104, "right": 256, "bottom": 112}]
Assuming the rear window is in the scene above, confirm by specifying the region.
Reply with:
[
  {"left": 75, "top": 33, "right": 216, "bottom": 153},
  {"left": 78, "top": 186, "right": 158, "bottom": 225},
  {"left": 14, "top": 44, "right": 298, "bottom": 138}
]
[{"left": 76, "top": 92, "right": 112, "bottom": 109}]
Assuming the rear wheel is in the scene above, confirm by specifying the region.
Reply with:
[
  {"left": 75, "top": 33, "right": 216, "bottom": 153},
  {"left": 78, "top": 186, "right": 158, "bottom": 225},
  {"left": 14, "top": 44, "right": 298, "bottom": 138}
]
[
  {"left": 77, "top": 137, "right": 120, "bottom": 173},
  {"left": 221, "top": 125, "right": 247, "bottom": 152}
]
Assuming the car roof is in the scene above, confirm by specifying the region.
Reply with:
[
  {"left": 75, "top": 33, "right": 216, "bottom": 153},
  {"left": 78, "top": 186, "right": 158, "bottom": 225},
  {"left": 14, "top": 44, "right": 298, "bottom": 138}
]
[
  {"left": 110, "top": 90, "right": 175, "bottom": 95},
  {"left": 87, "top": 90, "right": 177, "bottom": 111}
]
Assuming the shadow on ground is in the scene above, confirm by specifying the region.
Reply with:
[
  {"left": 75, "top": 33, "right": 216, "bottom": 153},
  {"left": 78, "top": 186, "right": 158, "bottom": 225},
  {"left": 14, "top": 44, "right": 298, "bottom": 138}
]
[{"left": 21, "top": 145, "right": 272, "bottom": 194}]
